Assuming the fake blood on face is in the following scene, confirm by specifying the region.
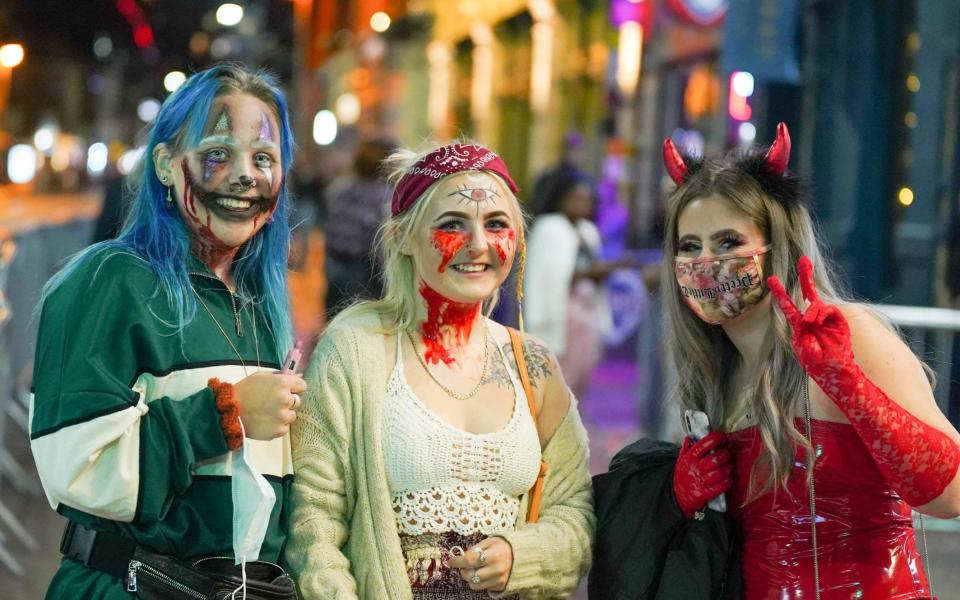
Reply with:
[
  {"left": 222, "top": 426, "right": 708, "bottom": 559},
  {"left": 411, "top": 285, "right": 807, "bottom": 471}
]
[
  {"left": 432, "top": 229, "right": 469, "bottom": 273},
  {"left": 418, "top": 282, "right": 481, "bottom": 366},
  {"left": 489, "top": 228, "right": 515, "bottom": 265},
  {"left": 180, "top": 159, "right": 235, "bottom": 267}
]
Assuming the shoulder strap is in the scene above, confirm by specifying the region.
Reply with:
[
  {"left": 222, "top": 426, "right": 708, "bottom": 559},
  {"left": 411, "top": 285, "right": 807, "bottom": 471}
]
[
  {"left": 507, "top": 327, "right": 548, "bottom": 523},
  {"left": 508, "top": 327, "right": 538, "bottom": 429}
]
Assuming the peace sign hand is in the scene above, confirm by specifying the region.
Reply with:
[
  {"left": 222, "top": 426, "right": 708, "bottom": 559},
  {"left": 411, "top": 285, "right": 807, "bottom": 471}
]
[{"left": 766, "top": 256, "right": 854, "bottom": 372}]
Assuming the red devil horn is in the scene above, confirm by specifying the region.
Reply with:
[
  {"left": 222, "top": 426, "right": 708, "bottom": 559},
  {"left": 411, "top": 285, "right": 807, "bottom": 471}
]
[
  {"left": 663, "top": 138, "right": 688, "bottom": 185},
  {"left": 763, "top": 122, "right": 791, "bottom": 174}
]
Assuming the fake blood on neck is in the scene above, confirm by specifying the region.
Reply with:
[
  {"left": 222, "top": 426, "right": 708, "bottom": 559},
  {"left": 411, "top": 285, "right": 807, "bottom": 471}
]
[{"left": 418, "top": 282, "right": 481, "bottom": 366}]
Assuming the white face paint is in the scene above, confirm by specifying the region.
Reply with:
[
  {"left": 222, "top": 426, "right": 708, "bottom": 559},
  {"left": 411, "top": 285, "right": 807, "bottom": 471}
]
[{"left": 166, "top": 93, "right": 283, "bottom": 262}]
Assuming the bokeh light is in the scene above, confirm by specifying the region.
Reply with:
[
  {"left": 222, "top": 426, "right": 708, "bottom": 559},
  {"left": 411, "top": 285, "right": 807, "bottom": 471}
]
[
  {"left": 216, "top": 3, "right": 244, "bottom": 27},
  {"left": 8, "top": 144, "right": 37, "bottom": 183},
  {"left": 164, "top": 71, "right": 186, "bottom": 93}
]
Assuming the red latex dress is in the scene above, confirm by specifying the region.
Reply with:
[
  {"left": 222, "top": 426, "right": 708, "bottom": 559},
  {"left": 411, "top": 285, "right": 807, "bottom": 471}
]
[{"left": 727, "top": 418, "right": 931, "bottom": 600}]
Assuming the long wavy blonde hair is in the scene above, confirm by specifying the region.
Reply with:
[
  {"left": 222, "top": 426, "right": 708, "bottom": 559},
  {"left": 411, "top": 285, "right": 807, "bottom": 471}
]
[
  {"left": 329, "top": 142, "right": 527, "bottom": 334},
  {"left": 661, "top": 153, "right": 848, "bottom": 497}
]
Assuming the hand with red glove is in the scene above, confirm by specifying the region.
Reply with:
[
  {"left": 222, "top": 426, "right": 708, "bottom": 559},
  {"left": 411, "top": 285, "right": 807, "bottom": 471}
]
[
  {"left": 768, "top": 256, "right": 960, "bottom": 507},
  {"left": 673, "top": 431, "right": 732, "bottom": 519}
]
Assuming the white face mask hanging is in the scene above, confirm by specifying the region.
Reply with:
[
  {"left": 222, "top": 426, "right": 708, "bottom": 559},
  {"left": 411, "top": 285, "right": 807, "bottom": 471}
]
[{"left": 230, "top": 421, "right": 276, "bottom": 599}]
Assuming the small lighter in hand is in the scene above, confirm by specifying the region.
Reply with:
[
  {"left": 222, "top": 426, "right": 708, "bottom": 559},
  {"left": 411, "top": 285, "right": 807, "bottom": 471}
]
[{"left": 281, "top": 340, "right": 303, "bottom": 374}]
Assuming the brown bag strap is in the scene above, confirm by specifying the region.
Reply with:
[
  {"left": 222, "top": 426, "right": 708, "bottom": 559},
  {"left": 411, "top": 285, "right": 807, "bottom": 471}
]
[{"left": 508, "top": 327, "right": 548, "bottom": 523}]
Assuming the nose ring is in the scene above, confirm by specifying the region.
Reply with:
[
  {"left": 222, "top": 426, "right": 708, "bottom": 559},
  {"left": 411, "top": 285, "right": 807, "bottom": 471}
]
[{"left": 236, "top": 175, "right": 256, "bottom": 190}]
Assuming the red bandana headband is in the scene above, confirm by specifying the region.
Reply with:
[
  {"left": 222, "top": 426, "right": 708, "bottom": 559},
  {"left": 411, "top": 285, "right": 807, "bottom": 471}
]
[{"left": 391, "top": 143, "right": 519, "bottom": 216}]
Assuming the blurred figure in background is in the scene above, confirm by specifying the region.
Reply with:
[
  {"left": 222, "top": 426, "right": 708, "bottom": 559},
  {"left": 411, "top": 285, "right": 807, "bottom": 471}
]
[
  {"left": 523, "top": 168, "right": 624, "bottom": 401},
  {"left": 323, "top": 138, "right": 394, "bottom": 318},
  {"left": 90, "top": 175, "right": 130, "bottom": 243},
  {"left": 528, "top": 131, "right": 590, "bottom": 218}
]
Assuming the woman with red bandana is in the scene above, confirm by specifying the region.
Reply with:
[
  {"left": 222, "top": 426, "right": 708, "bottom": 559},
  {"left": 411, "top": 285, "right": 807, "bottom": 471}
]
[
  {"left": 285, "top": 142, "right": 594, "bottom": 599},
  {"left": 593, "top": 124, "right": 960, "bottom": 599}
]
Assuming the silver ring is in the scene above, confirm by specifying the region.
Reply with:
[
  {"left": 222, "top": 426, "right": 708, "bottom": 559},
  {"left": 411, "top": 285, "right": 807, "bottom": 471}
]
[
  {"left": 474, "top": 547, "right": 486, "bottom": 565},
  {"left": 471, "top": 570, "right": 480, "bottom": 585},
  {"left": 450, "top": 546, "right": 464, "bottom": 557},
  {"left": 292, "top": 393, "right": 301, "bottom": 409}
]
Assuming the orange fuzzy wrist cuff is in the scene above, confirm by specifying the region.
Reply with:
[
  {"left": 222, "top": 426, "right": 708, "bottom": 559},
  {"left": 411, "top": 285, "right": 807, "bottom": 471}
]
[{"left": 208, "top": 378, "right": 243, "bottom": 451}]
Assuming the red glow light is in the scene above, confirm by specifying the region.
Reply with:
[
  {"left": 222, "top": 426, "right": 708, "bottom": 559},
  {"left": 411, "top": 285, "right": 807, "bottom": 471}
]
[
  {"left": 115, "top": 0, "right": 155, "bottom": 50},
  {"left": 133, "top": 24, "right": 154, "bottom": 48}
]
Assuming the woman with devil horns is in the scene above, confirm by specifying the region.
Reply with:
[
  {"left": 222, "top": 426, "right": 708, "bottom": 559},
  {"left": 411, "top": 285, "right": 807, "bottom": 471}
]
[
  {"left": 591, "top": 123, "right": 960, "bottom": 599},
  {"left": 285, "top": 142, "right": 593, "bottom": 599}
]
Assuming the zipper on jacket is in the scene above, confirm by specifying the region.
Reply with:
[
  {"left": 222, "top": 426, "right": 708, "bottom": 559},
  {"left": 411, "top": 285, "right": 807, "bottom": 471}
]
[
  {"left": 190, "top": 271, "right": 243, "bottom": 337},
  {"left": 126, "top": 559, "right": 206, "bottom": 598}
]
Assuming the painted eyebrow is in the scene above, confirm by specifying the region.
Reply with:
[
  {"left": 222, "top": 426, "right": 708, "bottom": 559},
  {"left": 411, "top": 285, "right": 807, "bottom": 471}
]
[{"left": 433, "top": 209, "right": 512, "bottom": 222}]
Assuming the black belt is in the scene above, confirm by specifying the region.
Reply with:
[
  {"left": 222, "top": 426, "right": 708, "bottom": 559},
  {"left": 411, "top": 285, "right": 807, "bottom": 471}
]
[{"left": 60, "top": 520, "right": 137, "bottom": 579}]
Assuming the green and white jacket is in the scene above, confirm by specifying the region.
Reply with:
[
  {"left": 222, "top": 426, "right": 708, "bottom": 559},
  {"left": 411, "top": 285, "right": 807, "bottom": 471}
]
[{"left": 30, "top": 248, "right": 293, "bottom": 563}]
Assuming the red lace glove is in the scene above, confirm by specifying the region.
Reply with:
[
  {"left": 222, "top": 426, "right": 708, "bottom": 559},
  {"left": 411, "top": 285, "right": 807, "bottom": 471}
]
[
  {"left": 768, "top": 256, "right": 960, "bottom": 506},
  {"left": 673, "top": 431, "right": 731, "bottom": 518}
]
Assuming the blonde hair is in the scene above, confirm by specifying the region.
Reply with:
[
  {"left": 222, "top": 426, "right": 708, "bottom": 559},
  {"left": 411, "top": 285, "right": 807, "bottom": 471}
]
[
  {"left": 329, "top": 142, "right": 527, "bottom": 334},
  {"left": 662, "top": 157, "right": 847, "bottom": 498}
]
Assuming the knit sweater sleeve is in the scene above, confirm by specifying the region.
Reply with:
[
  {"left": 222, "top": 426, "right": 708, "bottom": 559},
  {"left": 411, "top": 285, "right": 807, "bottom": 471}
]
[
  {"left": 284, "top": 327, "right": 359, "bottom": 599},
  {"left": 493, "top": 399, "right": 595, "bottom": 599}
]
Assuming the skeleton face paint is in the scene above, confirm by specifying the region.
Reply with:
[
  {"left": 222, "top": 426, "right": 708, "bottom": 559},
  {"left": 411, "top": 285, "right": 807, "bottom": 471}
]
[{"left": 167, "top": 93, "right": 283, "bottom": 266}]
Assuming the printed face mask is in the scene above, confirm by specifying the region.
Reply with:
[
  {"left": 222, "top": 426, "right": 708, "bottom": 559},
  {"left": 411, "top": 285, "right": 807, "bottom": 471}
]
[{"left": 674, "top": 244, "right": 772, "bottom": 325}]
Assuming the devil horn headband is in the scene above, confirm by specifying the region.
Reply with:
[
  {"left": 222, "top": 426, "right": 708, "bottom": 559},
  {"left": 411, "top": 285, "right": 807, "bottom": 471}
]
[
  {"left": 763, "top": 122, "right": 791, "bottom": 174},
  {"left": 662, "top": 122, "right": 793, "bottom": 185},
  {"left": 662, "top": 138, "right": 688, "bottom": 185}
]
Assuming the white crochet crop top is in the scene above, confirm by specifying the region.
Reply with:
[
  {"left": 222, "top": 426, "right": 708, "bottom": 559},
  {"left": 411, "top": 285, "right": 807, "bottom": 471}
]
[{"left": 384, "top": 333, "right": 542, "bottom": 536}]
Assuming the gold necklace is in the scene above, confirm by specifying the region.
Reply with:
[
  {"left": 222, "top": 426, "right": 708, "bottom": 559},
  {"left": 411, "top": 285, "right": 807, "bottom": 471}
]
[
  {"left": 406, "top": 324, "right": 489, "bottom": 401},
  {"left": 192, "top": 286, "right": 260, "bottom": 375}
]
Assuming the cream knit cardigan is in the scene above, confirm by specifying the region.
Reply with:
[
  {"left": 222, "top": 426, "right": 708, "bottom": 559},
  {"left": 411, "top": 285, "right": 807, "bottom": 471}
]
[{"left": 284, "top": 311, "right": 595, "bottom": 599}]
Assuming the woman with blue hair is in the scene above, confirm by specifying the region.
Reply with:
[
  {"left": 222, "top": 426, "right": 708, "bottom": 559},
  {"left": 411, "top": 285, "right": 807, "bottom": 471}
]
[{"left": 30, "top": 64, "right": 304, "bottom": 598}]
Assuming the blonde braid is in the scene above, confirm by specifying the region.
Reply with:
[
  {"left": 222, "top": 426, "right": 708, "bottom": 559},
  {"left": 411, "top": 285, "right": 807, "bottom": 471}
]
[{"left": 516, "top": 235, "right": 526, "bottom": 332}]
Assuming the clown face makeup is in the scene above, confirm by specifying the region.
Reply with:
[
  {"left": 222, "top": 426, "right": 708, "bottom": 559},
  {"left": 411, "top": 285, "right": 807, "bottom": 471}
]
[
  {"left": 155, "top": 93, "right": 282, "bottom": 269},
  {"left": 409, "top": 171, "right": 518, "bottom": 305},
  {"left": 675, "top": 194, "right": 770, "bottom": 324}
]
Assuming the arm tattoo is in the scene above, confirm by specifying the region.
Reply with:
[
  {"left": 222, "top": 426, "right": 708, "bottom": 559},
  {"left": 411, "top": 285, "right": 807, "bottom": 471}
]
[{"left": 486, "top": 337, "right": 554, "bottom": 390}]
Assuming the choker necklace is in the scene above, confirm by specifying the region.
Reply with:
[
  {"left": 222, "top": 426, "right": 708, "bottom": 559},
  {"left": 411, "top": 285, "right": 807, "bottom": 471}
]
[
  {"left": 193, "top": 285, "right": 260, "bottom": 375},
  {"left": 406, "top": 323, "right": 489, "bottom": 401}
]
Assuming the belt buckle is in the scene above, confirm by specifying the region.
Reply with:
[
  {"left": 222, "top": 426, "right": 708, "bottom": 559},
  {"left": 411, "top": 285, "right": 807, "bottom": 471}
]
[{"left": 61, "top": 522, "right": 97, "bottom": 565}]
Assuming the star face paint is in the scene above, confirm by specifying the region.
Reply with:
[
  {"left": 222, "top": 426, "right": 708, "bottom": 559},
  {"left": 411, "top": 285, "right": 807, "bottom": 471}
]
[
  {"left": 167, "top": 94, "right": 283, "bottom": 268},
  {"left": 418, "top": 282, "right": 481, "bottom": 366}
]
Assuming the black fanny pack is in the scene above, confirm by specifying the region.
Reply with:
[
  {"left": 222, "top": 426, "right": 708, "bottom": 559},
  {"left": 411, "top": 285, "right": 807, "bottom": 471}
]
[{"left": 61, "top": 521, "right": 298, "bottom": 600}]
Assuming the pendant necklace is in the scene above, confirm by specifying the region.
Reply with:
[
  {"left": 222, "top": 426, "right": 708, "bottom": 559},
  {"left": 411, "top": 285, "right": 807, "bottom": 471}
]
[{"left": 407, "top": 323, "right": 489, "bottom": 401}]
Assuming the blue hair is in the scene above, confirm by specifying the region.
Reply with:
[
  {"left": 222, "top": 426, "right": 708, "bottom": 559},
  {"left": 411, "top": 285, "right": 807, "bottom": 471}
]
[{"left": 41, "top": 64, "right": 295, "bottom": 353}]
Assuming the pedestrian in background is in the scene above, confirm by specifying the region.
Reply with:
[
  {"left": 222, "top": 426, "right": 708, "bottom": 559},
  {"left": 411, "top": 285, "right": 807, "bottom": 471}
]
[{"left": 323, "top": 138, "right": 394, "bottom": 318}]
